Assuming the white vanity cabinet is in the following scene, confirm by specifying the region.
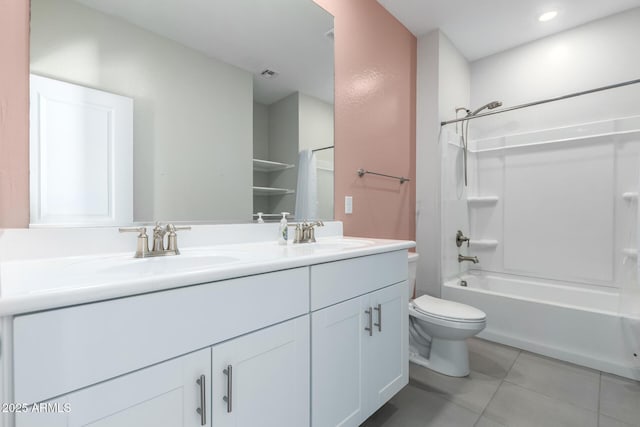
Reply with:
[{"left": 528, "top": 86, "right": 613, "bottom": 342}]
[
  {"left": 16, "top": 316, "right": 311, "bottom": 427},
  {"left": 4, "top": 242, "right": 412, "bottom": 427},
  {"left": 210, "top": 315, "right": 310, "bottom": 427},
  {"left": 311, "top": 294, "right": 368, "bottom": 426},
  {"left": 310, "top": 251, "right": 408, "bottom": 427},
  {"left": 11, "top": 268, "right": 310, "bottom": 427},
  {"left": 16, "top": 348, "right": 212, "bottom": 427}
]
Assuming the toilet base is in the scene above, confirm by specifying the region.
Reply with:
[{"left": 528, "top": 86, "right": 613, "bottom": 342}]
[{"left": 410, "top": 337, "right": 470, "bottom": 377}]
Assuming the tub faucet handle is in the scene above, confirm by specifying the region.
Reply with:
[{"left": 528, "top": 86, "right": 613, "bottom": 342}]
[{"left": 456, "top": 230, "right": 470, "bottom": 247}]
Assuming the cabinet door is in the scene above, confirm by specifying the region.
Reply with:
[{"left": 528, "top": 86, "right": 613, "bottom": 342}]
[
  {"left": 211, "top": 316, "right": 310, "bottom": 427},
  {"left": 365, "top": 281, "right": 408, "bottom": 415},
  {"left": 311, "top": 296, "right": 368, "bottom": 427},
  {"left": 16, "top": 348, "right": 211, "bottom": 427}
]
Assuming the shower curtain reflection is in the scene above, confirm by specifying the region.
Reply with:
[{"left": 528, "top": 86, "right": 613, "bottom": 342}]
[{"left": 295, "top": 150, "right": 318, "bottom": 220}]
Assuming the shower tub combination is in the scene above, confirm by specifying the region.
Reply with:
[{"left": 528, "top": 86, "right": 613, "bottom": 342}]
[{"left": 443, "top": 271, "right": 640, "bottom": 380}]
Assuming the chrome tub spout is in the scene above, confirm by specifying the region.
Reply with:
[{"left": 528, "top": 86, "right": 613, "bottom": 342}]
[{"left": 458, "top": 254, "right": 479, "bottom": 264}]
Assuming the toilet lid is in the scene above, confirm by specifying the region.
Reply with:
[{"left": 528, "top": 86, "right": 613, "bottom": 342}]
[{"left": 413, "top": 295, "right": 486, "bottom": 321}]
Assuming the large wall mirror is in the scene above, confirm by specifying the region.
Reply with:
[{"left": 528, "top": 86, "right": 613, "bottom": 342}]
[{"left": 29, "top": 0, "right": 334, "bottom": 226}]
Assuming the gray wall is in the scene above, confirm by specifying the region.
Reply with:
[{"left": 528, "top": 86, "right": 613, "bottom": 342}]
[
  {"left": 268, "top": 93, "right": 299, "bottom": 215},
  {"left": 253, "top": 102, "right": 271, "bottom": 214}
]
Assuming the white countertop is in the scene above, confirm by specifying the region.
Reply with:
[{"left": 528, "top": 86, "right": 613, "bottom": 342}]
[{"left": 0, "top": 235, "right": 414, "bottom": 316}]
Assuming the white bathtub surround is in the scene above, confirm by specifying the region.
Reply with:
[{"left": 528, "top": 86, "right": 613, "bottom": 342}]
[
  {"left": 442, "top": 272, "right": 639, "bottom": 380},
  {"left": 0, "top": 222, "right": 414, "bottom": 427},
  {"left": 462, "top": 116, "right": 640, "bottom": 288},
  {"left": 439, "top": 114, "right": 640, "bottom": 381}
]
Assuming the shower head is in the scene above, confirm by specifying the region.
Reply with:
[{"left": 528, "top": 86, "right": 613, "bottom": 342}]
[{"left": 468, "top": 100, "right": 502, "bottom": 116}]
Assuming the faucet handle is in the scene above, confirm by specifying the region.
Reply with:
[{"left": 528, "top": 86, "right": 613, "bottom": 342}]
[
  {"left": 165, "top": 224, "right": 191, "bottom": 253},
  {"left": 456, "top": 230, "right": 470, "bottom": 248},
  {"left": 166, "top": 224, "right": 192, "bottom": 232},
  {"left": 119, "top": 226, "right": 147, "bottom": 236},
  {"left": 119, "top": 227, "right": 150, "bottom": 258}
]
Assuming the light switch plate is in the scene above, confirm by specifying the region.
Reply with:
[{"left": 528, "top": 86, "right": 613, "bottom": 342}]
[{"left": 345, "top": 196, "right": 353, "bottom": 214}]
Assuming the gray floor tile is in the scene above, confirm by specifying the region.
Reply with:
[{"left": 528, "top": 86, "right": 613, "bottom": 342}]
[
  {"left": 504, "top": 351, "right": 599, "bottom": 411},
  {"left": 467, "top": 338, "right": 520, "bottom": 379},
  {"left": 599, "top": 414, "right": 637, "bottom": 427},
  {"left": 361, "top": 384, "right": 480, "bottom": 427},
  {"left": 474, "top": 416, "right": 506, "bottom": 427},
  {"left": 409, "top": 362, "right": 501, "bottom": 414},
  {"left": 600, "top": 373, "right": 640, "bottom": 427},
  {"left": 483, "top": 382, "right": 597, "bottom": 427}
]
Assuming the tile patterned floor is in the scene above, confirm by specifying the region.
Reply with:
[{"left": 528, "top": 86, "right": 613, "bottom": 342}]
[{"left": 361, "top": 338, "right": 640, "bottom": 427}]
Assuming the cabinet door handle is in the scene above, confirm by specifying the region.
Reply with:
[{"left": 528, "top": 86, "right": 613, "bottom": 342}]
[
  {"left": 223, "top": 365, "right": 233, "bottom": 413},
  {"left": 364, "top": 307, "right": 373, "bottom": 336},
  {"left": 374, "top": 303, "right": 382, "bottom": 332},
  {"left": 196, "top": 375, "right": 206, "bottom": 426}
]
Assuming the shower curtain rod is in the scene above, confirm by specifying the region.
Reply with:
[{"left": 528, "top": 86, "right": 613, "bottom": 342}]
[{"left": 440, "top": 77, "right": 640, "bottom": 126}]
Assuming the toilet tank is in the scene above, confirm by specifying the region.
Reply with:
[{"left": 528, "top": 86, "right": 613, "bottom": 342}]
[{"left": 408, "top": 252, "right": 419, "bottom": 299}]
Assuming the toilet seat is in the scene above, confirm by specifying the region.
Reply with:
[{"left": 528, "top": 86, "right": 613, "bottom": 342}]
[{"left": 411, "top": 295, "right": 486, "bottom": 323}]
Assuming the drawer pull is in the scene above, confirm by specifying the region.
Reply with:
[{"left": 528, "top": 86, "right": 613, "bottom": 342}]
[
  {"left": 196, "top": 375, "right": 206, "bottom": 425},
  {"left": 364, "top": 307, "right": 373, "bottom": 336},
  {"left": 374, "top": 303, "right": 382, "bottom": 332},
  {"left": 223, "top": 365, "right": 233, "bottom": 413}
]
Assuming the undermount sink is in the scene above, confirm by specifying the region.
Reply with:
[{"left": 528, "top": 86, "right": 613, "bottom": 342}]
[
  {"left": 291, "top": 238, "right": 376, "bottom": 252},
  {"left": 4, "top": 251, "right": 247, "bottom": 297},
  {"left": 52, "top": 249, "right": 247, "bottom": 281},
  {"left": 97, "top": 253, "right": 243, "bottom": 276},
  {"left": 4, "top": 236, "right": 380, "bottom": 299}
]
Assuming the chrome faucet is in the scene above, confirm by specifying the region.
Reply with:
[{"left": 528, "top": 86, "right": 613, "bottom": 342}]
[
  {"left": 458, "top": 254, "right": 479, "bottom": 264},
  {"left": 120, "top": 222, "right": 191, "bottom": 258},
  {"left": 290, "top": 220, "right": 325, "bottom": 244}
]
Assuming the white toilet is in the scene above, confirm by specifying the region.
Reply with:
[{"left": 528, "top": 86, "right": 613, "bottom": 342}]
[{"left": 407, "top": 253, "right": 486, "bottom": 377}]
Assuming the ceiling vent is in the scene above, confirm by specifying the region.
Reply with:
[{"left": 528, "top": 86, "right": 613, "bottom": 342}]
[{"left": 259, "top": 69, "right": 279, "bottom": 79}]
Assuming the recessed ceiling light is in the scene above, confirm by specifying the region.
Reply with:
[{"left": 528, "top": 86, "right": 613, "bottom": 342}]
[{"left": 538, "top": 10, "right": 558, "bottom": 22}]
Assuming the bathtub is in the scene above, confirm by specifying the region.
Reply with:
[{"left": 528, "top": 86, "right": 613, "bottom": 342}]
[{"left": 442, "top": 271, "right": 640, "bottom": 380}]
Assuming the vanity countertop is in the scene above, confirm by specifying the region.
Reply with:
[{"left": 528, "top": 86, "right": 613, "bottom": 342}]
[{"left": 0, "top": 236, "right": 414, "bottom": 316}]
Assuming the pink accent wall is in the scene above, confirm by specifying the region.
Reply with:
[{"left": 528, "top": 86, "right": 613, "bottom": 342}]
[
  {"left": 315, "top": 0, "right": 417, "bottom": 241},
  {"left": 0, "top": 0, "right": 30, "bottom": 228},
  {"left": 0, "top": 0, "right": 417, "bottom": 238}
]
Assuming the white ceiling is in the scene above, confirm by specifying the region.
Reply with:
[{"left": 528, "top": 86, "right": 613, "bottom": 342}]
[
  {"left": 377, "top": 0, "right": 640, "bottom": 61},
  {"left": 75, "top": 0, "right": 334, "bottom": 105}
]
